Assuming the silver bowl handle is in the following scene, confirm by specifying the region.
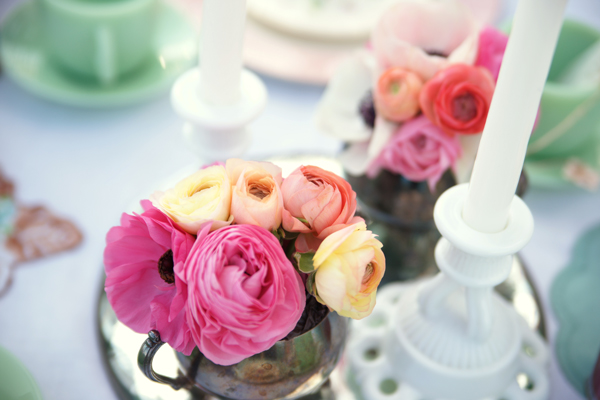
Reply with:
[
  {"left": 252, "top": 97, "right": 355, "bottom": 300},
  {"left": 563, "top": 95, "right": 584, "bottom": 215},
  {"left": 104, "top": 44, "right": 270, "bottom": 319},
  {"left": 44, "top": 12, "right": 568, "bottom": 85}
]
[{"left": 138, "top": 330, "right": 189, "bottom": 390}]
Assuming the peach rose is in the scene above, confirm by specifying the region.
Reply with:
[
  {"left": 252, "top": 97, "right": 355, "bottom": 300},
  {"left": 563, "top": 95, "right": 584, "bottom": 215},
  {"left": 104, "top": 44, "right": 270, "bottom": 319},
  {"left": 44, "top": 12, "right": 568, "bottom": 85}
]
[
  {"left": 312, "top": 221, "right": 385, "bottom": 320},
  {"left": 226, "top": 159, "right": 283, "bottom": 232},
  {"left": 281, "top": 166, "right": 362, "bottom": 252},
  {"left": 374, "top": 67, "right": 424, "bottom": 122},
  {"left": 419, "top": 64, "right": 495, "bottom": 135}
]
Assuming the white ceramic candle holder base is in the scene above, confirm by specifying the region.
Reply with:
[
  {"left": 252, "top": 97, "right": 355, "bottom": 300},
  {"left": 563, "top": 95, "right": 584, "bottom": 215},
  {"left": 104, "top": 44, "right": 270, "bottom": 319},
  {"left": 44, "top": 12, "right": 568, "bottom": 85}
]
[
  {"left": 171, "top": 67, "right": 268, "bottom": 162},
  {"left": 346, "top": 184, "right": 550, "bottom": 400}
]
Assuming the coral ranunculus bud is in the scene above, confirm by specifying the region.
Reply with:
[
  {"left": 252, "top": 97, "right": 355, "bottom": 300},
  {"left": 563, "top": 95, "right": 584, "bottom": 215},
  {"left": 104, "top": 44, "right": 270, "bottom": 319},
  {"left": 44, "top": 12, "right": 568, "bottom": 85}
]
[{"left": 374, "top": 67, "right": 424, "bottom": 122}]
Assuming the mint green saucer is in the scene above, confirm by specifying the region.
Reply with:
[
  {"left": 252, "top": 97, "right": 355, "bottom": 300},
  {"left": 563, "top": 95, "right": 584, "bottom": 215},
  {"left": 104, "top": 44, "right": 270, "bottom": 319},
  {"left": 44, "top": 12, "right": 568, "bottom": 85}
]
[
  {"left": 523, "top": 20, "right": 600, "bottom": 190},
  {"left": 0, "top": 0, "right": 197, "bottom": 108},
  {"left": 0, "top": 346, "right": 43, "bottom": 400},
  {"left": 524, "top": 127, "right": 600, "bottom": 190},
  {"left": 551, "top": 224, "right": 600, "bottom": 395}
]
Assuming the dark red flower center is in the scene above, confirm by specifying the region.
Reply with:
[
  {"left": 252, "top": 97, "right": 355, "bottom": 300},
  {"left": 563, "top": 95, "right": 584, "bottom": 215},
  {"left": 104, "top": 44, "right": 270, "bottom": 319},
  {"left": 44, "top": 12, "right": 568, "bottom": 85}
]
[
  {"left": 158, "top": 249, "right": 175, "bottom": 284},
  {"left": 413, "top": 134, "right": 427, "bottom": 150},
  {"left": 452, "top": 93, "right": 478, "bottom": 121},
  {"left": 362, "top": 263, "right": 374, "bottom": 285}
]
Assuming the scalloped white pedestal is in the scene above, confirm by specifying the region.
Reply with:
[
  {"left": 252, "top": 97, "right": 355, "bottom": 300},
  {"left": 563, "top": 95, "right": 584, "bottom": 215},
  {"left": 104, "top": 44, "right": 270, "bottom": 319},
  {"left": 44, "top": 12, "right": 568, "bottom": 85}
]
[
  {"left": 170, "top": 67, "right": 268, "bottom": 162},
  {"left": 346, "top": 184, "right": 550, "bottom": 400}
]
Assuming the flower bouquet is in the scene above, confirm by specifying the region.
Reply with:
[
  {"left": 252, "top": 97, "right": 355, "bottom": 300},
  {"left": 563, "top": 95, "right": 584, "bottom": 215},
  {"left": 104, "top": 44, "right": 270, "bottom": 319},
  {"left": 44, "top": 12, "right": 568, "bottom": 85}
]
[
  {"left": 103, "top": 159, "right": 385, "bottom": 399},
  {"left": 316, "top": 0, "right": 528, "bottom": 282}
]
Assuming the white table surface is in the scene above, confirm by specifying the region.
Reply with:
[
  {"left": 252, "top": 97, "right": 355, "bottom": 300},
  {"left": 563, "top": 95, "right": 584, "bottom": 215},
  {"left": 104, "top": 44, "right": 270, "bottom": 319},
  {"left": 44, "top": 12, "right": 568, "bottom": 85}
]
[{"left": 1, "top": 1, "right": 599, "bottom": 399}]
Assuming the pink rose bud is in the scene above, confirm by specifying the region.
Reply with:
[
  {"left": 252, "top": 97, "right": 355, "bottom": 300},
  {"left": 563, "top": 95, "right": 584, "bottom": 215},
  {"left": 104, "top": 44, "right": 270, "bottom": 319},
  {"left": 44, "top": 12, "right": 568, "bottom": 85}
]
[
  {"left": 419, "top": 64, "right": 495, "bottom": 135},
  {"left": 370, "top": 115, "right": 462, "bottom": 191},
  {"left": 183, "top": 224, "right": 305, "bottom": 366},
  {"left": 226, "top": 159, "right": 284, "bottom": 232},
  {"left": 104, "top": 200, "right": 197, "bottom": 355},
  {"left": 281, "top": 165, "right": 362, "bottom": 252},
  {"left": 374, "top": 67, "right": 424, "bottom": 122}
]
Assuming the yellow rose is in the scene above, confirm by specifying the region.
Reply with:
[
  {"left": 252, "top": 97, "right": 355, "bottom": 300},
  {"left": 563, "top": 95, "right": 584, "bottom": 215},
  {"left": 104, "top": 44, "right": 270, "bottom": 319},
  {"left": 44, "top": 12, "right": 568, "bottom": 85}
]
[
  {"left": 312, "top": 221, "right": 385, "bottom": 320},
  {"left": 150, "top": 165, "right": 233, "bottom": 234}
]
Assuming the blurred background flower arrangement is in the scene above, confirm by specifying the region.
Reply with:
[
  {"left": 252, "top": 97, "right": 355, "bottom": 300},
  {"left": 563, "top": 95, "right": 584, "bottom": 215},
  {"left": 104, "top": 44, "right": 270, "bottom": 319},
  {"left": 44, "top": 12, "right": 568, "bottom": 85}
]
[{"left": 316, "top": 0, "right": 516, "bottom": 281}]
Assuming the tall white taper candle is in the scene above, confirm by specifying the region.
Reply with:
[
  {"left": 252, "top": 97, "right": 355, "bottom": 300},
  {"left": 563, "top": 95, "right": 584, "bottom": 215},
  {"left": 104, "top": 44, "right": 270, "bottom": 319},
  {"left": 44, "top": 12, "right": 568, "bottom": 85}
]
[
  {"left": 463, "top": 0, "right": 567, "bottom": 233},
  {"left": 199, "top": 0, "right": 247, "bottom": 106}
]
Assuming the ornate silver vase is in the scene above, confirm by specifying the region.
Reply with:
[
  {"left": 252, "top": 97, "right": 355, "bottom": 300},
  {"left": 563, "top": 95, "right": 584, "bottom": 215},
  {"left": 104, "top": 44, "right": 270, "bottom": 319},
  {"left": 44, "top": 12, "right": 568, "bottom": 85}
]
[{"left": 138, "top": 311, "right": 348, "bottom": 400}]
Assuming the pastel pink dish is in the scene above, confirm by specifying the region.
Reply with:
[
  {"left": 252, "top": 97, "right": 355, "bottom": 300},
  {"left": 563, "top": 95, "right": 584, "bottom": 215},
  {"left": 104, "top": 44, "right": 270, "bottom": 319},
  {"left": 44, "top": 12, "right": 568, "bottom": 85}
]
[
  {"left": 104, "top": 201, "right": 197, "bottom": 355},
  {"left": 183, "top": 224, "right": 306, "bottom": 366}
]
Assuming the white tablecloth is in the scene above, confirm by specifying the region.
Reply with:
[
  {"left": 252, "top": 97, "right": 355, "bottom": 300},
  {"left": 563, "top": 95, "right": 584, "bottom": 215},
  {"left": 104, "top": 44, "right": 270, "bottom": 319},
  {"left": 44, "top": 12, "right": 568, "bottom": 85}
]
[{"left": 1, "top": 0, "right": 599, "bottom": 399}]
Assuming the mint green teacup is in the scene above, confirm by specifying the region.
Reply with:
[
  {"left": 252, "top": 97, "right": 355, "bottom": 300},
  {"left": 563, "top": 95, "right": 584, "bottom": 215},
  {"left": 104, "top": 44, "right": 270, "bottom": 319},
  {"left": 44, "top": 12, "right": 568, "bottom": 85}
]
[
  {"left": 527, "top": 20, "right": 600, "bottom": 159},
  {"left": 38, "top": 0, "right": 159, "bottom": 85}
]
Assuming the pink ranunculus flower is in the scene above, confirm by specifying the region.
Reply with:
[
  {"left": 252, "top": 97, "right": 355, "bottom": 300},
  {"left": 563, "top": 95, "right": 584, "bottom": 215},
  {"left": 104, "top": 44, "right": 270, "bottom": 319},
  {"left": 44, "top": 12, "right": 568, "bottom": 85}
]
[
  {"left": 281, "top": 166, "right": 363, "bottom": 253},
  {"left": 369, "top": 115, "right": 462, "bottom": 191},
  {"left": 226, "top": 159, "right": 284, "bottom": 232},
  {"left": 475, "top": 26, "right": 509, "bottom": 81},
  {"left": 419, "top": 63, "right": 495, "bottom": 135},
  {"left": 104, "top": 200, "right": 196, "bottom": 355},
  {"left": 372, "top": 0, "right": 480, "bottom": 80},
  {"left": 184, "top": 224, "right": 305, "bottom": 366},
  {"left": 374, "top": 67, "right": 424, "bottom": 122}
]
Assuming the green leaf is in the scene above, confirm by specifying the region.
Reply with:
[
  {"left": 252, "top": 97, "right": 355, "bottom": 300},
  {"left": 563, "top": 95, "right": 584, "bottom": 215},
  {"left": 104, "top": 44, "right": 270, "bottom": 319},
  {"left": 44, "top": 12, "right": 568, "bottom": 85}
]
[
  {"left": 271, "top": 229, "right": 281, "bottom": 241},
  {"left": 294, "top": 252, "right": 316, "bottom": 273},
  {"left": 285, "top": 240, "right": 297, "bottom": 262},
  {"left": 279, "top": 228, "right": 300, "bottom": 240},
  {"left": 306, "top": 271, "right": 317, "bottom": 296}
]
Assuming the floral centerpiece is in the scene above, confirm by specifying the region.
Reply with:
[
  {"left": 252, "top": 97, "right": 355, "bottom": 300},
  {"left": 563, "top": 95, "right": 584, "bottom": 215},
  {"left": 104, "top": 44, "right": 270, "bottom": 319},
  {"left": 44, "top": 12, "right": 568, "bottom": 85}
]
[
  {"left": 103, "top": 159, "right": 385, "bottom": 371},
  {"left": 315, "top": 0, "right": 520, "bottom": 281},
  {"left": 317, "top": 0, "right": 509, "bottom": 188}
]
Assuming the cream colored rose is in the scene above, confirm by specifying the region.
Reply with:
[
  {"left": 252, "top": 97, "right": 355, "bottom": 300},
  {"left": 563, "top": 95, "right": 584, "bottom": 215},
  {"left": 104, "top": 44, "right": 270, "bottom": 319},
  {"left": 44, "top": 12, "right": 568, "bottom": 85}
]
[
  {"left": 312, "top": 221, "right": 385, "bottom": 320},
  {"left": 226, "top": 159, "right": 283, "bottom": 232},
  {"left": 150, "top": 166, "right": 233, "bottom": 234}
]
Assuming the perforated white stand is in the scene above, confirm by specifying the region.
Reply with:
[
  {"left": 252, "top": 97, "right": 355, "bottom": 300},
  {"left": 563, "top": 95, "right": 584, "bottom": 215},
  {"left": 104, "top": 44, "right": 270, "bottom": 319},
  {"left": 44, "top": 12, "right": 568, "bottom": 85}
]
[
  {"left": 170, "top": 68, "right": 268, "bottom": 163},
  {"left": 347, "top": 184, "right": 549, "bottom": 400}
]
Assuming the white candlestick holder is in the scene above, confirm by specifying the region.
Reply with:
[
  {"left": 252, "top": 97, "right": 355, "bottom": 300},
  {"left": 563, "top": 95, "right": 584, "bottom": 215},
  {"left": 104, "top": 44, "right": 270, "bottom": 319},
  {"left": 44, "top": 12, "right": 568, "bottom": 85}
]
[
  {"left": 347, "top": 183, "right": 549, "bottom": 400},
  {"left": 171, "top": 67, "right": 268, "bottom": 163}
]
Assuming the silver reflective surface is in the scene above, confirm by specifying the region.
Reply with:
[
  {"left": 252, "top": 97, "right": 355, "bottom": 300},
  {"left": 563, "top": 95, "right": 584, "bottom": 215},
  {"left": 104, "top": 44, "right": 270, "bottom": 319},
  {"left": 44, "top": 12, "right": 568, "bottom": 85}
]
[{"left": 97, "top": 258, "right": 544, "bottom": 400}]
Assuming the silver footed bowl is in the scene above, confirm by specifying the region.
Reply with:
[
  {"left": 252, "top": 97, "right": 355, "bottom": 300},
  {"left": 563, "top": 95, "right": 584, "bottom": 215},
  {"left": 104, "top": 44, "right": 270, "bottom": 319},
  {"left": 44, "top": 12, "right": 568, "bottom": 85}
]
[{"left": 139, "top": 311, "right": 348, "bottom": 400}]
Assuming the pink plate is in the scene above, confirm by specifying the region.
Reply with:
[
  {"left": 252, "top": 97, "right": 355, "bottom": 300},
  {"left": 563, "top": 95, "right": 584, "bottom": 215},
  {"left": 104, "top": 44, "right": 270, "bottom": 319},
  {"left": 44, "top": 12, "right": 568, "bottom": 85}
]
[
  {"left": 167, "top": 0, "right": 502, "bottom": 86},
  {"left": 243, "top": 18, "right": 367, "bottom": 85}
]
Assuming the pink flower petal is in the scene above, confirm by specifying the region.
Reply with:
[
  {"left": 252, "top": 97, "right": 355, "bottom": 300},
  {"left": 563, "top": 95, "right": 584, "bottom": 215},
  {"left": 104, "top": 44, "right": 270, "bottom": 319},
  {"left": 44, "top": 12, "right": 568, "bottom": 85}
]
[
  {"left": 104, "top": 203, "right": 196, "bottom": 354},
  {"left": 183, "top": 224, "right": 305, "bottom": 365}
]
